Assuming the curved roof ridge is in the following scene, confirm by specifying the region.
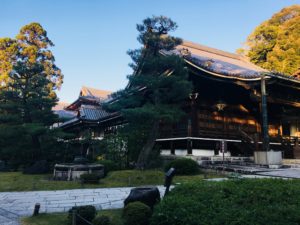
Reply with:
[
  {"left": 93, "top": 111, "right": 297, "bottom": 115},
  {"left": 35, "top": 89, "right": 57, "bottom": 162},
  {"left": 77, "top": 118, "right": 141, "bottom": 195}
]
[
  {"left": 182, "top": 40, "right": 242, "bottom": 60},
  {"left": 81, "top": 86, "right": 112, "bottom": 99}
]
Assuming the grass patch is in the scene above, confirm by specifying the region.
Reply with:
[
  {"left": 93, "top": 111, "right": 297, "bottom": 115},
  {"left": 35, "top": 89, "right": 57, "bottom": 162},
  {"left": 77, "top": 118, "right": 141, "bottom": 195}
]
[
  {"left": 21, "top": 209, "right": 123, "bottom": 225},
  {"left": 0, "top": 169, "right": 221, "bottom": 192},
  {"left": 21, "top": 213, "right": 68, "bottom": 225}
]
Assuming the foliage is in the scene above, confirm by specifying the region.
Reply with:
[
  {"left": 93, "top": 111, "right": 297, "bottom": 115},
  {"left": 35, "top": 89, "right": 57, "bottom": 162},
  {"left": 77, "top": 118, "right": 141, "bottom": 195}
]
[
  {"left": 239, "top": 5, "right": 300, "bottom": 75},
  {"left": 151, "top": 179, "right": 300, "bottom": 225},
  {"left": 123, "top": 201, "right": 152, "bottom": 225},
  {"left": 108, "top": 16, "right": 192, "bottom": 167},
  {"left": 0, "top": 23, "right": 66, "bottom": 168},
  {"left": 96, "top": 133, "right": 128, "bottom": 169},
  {"left": 23, "top": 160, "right": 50, "bottom": 174},
  {"left": 21, "top": 210, "right": 123, "bottom": 225},
  {"left": 96, "top": 209, "right": 124, "bottom": 225},
  {"left": 0, "top": 22, "right": 63, "bottom": 89},
  {"left": 21, "top": 213, "right": 68, "bottom": 225},
  {"left": 68, "top": 205, "right": 96, "bottom": 225},
  {"left": 93, "top": 215, "right": 111, "bottom": 225},
  {"left": 164, "top": 158, "right": 199, "bottom": 175},
  {"left": 96, "top": 159, "right": 120, "bottom": 175},
  {"left": 80, "top": 173, "right": 101, "bottom": 184}
]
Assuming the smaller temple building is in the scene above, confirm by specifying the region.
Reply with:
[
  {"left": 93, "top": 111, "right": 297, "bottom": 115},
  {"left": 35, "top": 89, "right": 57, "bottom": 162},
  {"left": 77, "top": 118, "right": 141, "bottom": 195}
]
[{"left": 57, "top": 86, "right": 122, "bottom": 155}]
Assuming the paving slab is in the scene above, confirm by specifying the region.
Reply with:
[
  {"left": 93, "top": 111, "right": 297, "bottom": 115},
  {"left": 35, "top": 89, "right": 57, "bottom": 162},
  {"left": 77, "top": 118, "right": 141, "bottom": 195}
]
[{"left": 256, "top": 168, "right": 300, "bottom": 178}]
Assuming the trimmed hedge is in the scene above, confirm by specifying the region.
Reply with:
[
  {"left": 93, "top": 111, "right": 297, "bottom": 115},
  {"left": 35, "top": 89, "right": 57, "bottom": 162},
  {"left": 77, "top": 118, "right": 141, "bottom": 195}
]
[
  {"left": 164, "top": 158, "right": 198, "bottom": 175},
  {"left": 68, "top": 205, "right": 96, "bottom": 225},
  {"left": 151, "top": 179, "right": 300, "bottom": 225},
  {"left": 123, "top": 201, "right": 152, "bottom": 225}
]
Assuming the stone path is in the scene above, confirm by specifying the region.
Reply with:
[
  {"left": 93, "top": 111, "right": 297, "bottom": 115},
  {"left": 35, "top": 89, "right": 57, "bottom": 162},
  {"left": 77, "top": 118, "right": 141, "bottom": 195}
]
[
  {"left": 0, "top": 186, "right": 166, "bottom": 225},
  {"left": 256, "top": 168, "right": 300, "bottom": 178},
  {"left": 0, "top": 208, "right": 20, "bottom": 225}
]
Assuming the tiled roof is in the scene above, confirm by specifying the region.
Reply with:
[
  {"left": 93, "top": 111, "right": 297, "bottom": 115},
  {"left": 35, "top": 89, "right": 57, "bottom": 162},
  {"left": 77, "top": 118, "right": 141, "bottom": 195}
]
[
  {"left": 79, "top": 104, "right": 111, "bottom": 121},
  {"left": 59, "top": 104, "right": 114, "bottom": 128},
  {"left": 163, "top": 40, "right": 265, "bottom": 80},
  {"left": 160, "top": 40, "right": 300, "bottom": 84},
  {"left": 80, "top": 86, "right": 112, "bottom": 100},
  {"left": 54, "top": 110, "right": 77, "bottom": 119}
]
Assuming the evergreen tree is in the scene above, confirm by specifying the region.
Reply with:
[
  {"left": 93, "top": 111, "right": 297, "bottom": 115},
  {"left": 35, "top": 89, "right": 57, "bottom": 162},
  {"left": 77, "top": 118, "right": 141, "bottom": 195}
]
[
  {"left": 109, "top": 16, "right": 192, "bottom": 168},
  {"left": 238, "top": 5, "right": 300, "bottom": 75},
  {"left": 0, "top": 22, "right": 63, "bottom": 90},
  {"left": 0, "top": 23, "right": 64, "bottom": 168}
]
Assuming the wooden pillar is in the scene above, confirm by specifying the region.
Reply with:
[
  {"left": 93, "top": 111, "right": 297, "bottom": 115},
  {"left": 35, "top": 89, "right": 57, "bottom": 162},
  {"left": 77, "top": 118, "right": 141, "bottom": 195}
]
[
  {"left": 261, "top": 75, "right": 270, "bottom": 152},
  {"left": 170, "top": 141, "right": 175, "bottom": 155}
]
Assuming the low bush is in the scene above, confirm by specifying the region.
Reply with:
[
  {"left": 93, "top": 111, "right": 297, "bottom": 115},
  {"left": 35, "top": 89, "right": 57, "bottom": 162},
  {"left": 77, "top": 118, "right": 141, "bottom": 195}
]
[
  {"left": 93, "top": 215, "right": 111, "bottom": 225},
  {"left": 151, "top": 179, "right": 300, "bottom": 225},
  {"left": 164, "top": 158, "right": 198, "bottom": 175},
  {"left": 96, "top": 160, "right": 119, "bottom": 175},
  {"left": 68, "top": 205, "right": 96, "bottom": 225},
  {"left": 23, "top": 160, "right": 49, "bottom": 174},
  {"left": 80, "top": 173, "right": 100, "bottom": 184},
  {"left": 123, "top": 201, "right": 152, "bottom": 225}
]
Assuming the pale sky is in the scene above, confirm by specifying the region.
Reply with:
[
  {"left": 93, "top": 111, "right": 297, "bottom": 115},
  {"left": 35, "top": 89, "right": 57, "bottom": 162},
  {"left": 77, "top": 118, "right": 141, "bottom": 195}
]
[{"left": 1, "top": 0, "right": 299, "bottom": 103}]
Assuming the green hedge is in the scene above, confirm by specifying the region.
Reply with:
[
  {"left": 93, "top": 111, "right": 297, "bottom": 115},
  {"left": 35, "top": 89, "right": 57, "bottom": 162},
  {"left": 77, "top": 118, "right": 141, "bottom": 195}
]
[
  {"left": 123, "top": 201, "right": 152, "bottom": 225},
  {"left": 164, "top": 158, "right": 199, "bottom": 175},
  {"left": 151, "top": 179, "right": 300, "bottom": 225}
]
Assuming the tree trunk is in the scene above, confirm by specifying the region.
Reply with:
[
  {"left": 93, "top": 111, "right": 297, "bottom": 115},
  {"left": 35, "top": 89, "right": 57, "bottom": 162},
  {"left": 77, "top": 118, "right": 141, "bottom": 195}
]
[{"left": 136, "top": 121, "right": 159, "bottom": 169}]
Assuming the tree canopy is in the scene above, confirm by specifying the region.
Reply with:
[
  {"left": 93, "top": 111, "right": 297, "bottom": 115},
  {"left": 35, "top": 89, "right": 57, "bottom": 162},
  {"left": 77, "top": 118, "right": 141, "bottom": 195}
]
[
  {"left": 0, "top": 22, "right": 63, "bottom": 91},
  {"left": 239, "top": 5, "right": 300, "bottom": 76}
]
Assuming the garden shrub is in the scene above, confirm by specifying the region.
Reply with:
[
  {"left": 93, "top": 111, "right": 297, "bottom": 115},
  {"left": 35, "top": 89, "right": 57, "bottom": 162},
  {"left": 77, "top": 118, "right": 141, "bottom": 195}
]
[
  {"left": 23, "top": 160, "right": 49, "bottom": 174},
  {"left": 123, "top": 201, "right": 152, "bottom": 225},
  {"left": 97, "top": 159, "right": 119, "bottom": 175},
  {"left": 80, "top": 173, "right": 100, "bottom": 184},
  {"left": 164, "top": 158, "right": 198, "bottom": 175},
  {"left": 93, "top": 215, "right": 111, "bottom": 225},
  {"left": 151, "top": 179, "right": 300, "bottom": 225},
  {"left": 68, "top": 205, "right": 96, "bottom": 225}
]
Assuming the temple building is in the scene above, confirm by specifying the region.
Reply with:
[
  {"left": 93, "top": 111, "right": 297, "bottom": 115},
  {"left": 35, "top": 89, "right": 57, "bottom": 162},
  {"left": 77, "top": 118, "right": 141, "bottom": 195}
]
[
  {"left": 59, "top": 41, "right": 300, "bottom": 160},
  {"left": 58, "top": 86, "right": 122, "bottom": 140}
]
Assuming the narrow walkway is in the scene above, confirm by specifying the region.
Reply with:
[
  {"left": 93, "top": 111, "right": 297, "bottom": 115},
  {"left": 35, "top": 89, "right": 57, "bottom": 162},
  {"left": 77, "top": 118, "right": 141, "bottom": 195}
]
[{"left": 0, "top": 186, "right": 166, "bottom": 223}]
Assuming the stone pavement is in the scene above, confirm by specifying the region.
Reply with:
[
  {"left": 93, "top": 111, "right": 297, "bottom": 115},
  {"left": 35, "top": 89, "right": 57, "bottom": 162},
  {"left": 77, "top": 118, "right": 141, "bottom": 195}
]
[
  {"left": 0, "top": 186, "right": 166, "bottom": 224},
  {"left": 256, "top": 168, "right": 300, "bottom": 178},
  {"left": 0, "top": 208, "right": 20, "bottom": 225}
]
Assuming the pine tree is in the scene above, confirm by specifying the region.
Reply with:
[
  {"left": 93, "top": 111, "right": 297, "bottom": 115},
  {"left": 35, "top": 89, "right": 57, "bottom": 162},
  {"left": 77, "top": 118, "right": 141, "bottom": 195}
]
[
  {"left": 109, "top": 16, "right": 192, "bottom": 168},
  {"left": 0, "top": 23, "right": 64, "bottom": 167}
]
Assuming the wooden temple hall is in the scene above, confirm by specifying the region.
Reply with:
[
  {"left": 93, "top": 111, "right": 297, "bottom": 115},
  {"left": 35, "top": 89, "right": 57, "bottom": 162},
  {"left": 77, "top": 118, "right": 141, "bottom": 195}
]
[{"left": 58, "top": 41, "right": 300, "bottom": 160}]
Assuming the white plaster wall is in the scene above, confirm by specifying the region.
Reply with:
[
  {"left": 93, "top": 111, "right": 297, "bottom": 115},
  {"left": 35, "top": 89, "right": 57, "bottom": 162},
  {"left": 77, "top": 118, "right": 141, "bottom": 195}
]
[
  {"left": 160, "top": 149, "right": 171, "bottom": 155},
  {"left": 192, "top": 149, "right": 215, "bottom": 157},
  {"left": 218, "top": 151, "right": 231, "bottom": 157},
  {"left": 175, "top": 149, "right": 188, "bottom": 156}
]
